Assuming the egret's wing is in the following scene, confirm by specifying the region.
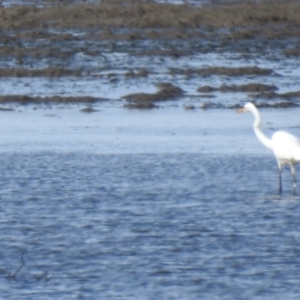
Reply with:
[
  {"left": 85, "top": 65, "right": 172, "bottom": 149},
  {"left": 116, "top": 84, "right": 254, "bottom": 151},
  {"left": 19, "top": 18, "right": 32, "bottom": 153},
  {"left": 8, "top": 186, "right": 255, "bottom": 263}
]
[{"left": 272, "top": 131, "right": 300, "bottom": 162}]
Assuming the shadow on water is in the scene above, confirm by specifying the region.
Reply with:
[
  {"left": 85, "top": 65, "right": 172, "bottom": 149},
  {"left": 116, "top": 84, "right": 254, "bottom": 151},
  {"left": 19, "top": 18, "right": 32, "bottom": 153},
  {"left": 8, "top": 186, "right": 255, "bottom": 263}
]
[{"left": 0, "top": 152, "right": 299, "bottom": 299}]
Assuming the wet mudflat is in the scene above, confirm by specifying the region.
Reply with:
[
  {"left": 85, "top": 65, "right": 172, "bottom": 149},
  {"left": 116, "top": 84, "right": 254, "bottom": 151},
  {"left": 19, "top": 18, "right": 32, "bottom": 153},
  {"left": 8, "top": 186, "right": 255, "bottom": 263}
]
[
  {"left": 1, "top": 0, "right": 300, "bottom": 298},
  {"left": 0, "top": 0, "right": 299, "bottom": 109}
]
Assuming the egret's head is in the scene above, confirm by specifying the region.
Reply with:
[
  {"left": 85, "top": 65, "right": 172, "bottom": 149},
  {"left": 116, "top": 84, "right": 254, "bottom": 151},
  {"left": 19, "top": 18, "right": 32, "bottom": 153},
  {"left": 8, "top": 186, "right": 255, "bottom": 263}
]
[{"left": 236, "top": 102, "right": 255, "bottom": 114}]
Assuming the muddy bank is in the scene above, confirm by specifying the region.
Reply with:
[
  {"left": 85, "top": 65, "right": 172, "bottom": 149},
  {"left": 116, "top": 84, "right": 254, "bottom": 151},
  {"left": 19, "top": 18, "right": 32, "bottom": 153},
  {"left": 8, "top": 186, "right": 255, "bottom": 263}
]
[
  {"left": 170, "top": 66, "right": 274, "bottom": 77},
  {"left": 251, "top": 90, "right": 300, "bottom": 102},
  {"left": 248, "top": 101, "right": 299, "bottom": 108},
  {"left": 0, "top": 1, "right": 300, "bottom": 48},
  {"left": 0, "top": 1, "right": 297, "bottom": 65},
  {"left": 0, "top": 66, "right": 274, "bottom": 78},
  {"left": 1, "top": 1, "right": 300, "bottom": 34},
  {"left": 0, "top": 68, "right": 83, "bottom": 77},
  {"left": 197, "top": 83, "right": 277, "bottom": 93},
  {"left": 199, "top": 100, "right": 298, "bottom": 110},
  {"left": 196, "top": 84, "right": 300, "bottom": 109},
  {"left": 0, "top": 95, "right": 106, "bottom": 103},
  {"left": 123, "top": 82, "right": 183, "bottom": 108}
]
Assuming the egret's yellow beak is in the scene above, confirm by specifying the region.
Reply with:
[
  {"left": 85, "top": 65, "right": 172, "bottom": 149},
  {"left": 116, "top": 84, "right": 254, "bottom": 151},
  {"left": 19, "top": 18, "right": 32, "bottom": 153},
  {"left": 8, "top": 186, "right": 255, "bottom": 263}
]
[{"left": 236, "top": 107, "right": 246, "bottom": 114}]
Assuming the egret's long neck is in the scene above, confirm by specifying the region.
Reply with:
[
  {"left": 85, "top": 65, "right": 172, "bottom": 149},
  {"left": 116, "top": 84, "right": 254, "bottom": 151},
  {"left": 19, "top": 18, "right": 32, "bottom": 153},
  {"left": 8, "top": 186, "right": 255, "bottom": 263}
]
[{"left": 252, "top": 107, "right": 273, "bottom": 151}]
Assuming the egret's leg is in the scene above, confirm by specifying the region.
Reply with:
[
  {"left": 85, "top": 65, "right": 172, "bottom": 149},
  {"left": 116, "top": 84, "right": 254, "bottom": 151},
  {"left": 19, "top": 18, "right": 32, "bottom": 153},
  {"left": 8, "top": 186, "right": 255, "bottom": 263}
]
[
  {"left": 291, "top": 165, "right": 296, "bottom": 192},
  {"left": 278, "top": 166, "right": 282, "bottom": 194}
]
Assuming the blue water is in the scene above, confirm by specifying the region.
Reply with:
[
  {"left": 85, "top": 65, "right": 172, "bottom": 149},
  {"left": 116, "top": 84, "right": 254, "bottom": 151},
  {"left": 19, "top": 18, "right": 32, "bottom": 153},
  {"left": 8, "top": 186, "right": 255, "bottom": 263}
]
[{"left": 0, "top": 152, "right": 300, "bottom": 299}]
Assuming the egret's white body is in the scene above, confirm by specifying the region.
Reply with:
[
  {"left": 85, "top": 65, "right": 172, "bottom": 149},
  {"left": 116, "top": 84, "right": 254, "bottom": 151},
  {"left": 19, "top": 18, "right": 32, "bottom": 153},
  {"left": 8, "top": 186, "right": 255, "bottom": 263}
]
[{"left": 238, "top": 102, "right": 300, "bottom": 193}]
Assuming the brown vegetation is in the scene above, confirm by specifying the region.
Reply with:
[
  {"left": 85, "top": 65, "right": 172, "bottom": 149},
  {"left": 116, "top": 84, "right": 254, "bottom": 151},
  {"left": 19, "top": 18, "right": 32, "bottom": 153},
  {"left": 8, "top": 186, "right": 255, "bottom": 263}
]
[
  {"left": 0, "top": 68, "right": 83, "bottom": 77},
  {"left": 0, "top": 95, "right": 105, "bottom": 103},
  {"left": 170, "top": 67, "right": 273, "bottom": 77},
  {"left": 0, "top": 1, "right": 300, "bottom": 39},
  {"left": 197, "top": 83, "right": 277, "bottom": 93},
  {"left": 251, "top": 90, "right": 300, "bottom": 100},
  {"left": 123, "top": 82, "right": 184, "bottom": 108}
]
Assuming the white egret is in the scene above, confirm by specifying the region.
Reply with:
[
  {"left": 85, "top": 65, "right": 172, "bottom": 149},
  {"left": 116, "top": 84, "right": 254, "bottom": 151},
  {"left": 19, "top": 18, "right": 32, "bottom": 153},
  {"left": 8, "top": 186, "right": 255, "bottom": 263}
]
[{"left": 237, "top": 102, "right": 300, "bottom": 193}]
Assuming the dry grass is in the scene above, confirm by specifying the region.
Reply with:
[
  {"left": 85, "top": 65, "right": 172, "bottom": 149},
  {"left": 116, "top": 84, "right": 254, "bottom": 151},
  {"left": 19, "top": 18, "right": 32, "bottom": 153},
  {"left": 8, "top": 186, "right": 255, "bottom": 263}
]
[{"left": 1, "top": 1, "right": 300, "bottom": 32}]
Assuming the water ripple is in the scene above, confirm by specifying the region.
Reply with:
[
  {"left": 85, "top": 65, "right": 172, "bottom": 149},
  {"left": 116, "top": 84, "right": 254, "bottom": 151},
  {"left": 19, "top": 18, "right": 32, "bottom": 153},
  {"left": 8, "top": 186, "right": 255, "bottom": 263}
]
[{"left": 0, "top": 152, "right": 299, "bottom": 299}]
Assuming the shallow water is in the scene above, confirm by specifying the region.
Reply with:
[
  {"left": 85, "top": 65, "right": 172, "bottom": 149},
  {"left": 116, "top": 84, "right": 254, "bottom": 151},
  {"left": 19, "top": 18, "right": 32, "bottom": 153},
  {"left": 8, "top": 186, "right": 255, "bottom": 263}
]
[
  {"left": 1, "top": 151, "right": 300, "bottom": 299},
  {"left": 1, "top": 106, "right": 299, "bottom": 154}
]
